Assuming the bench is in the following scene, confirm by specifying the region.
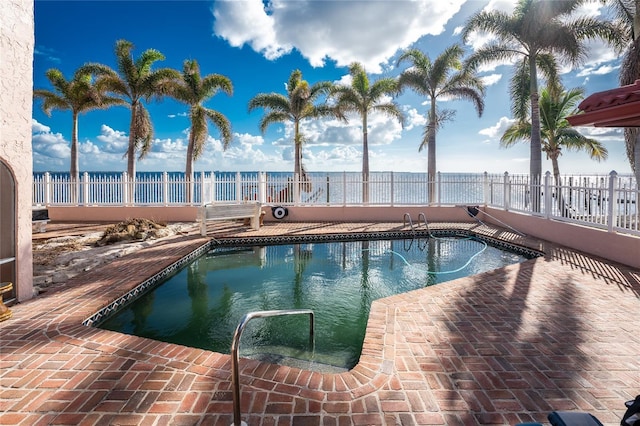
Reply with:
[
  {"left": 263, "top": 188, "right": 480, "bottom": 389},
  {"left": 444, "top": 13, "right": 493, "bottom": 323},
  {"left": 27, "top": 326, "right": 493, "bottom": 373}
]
[
  {"left": 32, "top": 207, "right": 50, "bottom": 233},
  {"left": 200, "top": 202, "right": 262, "bottom": 236}
]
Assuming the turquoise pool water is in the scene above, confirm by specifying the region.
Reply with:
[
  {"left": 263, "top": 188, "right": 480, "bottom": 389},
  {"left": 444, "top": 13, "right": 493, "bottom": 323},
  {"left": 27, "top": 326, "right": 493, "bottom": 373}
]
[{"left": 98, "top": 236, "right": 531, "bottom": 370}]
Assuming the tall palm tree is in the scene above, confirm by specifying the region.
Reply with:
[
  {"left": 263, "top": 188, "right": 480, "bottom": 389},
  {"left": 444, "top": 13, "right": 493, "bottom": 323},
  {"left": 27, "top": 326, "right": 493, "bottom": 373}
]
[
  {"left": 331, "top": 63, "right": 404, "bottom": 203},
  {"left": 34, "top": 68, "right": 124, "bottom": 200},
  {"left": 397, "top": 46, "right": 485, "bottom": 204},
  {"left": 169, "top": 59, "right": 233, "bottom": 203},
  {"left": 82, "top": 40, "right": 178, "bottom": 194},
  {"left": 462, "top": 0, "right": 622, "bottom": 210},
  {"left": 607, "top": 0, "right": 640, "bottom": 185},
  {"left": 502, "top": 85, "right": 608, "bottom": 181},
  {"left": 248, "top": 70, "right": 335, "bottom": 201}
]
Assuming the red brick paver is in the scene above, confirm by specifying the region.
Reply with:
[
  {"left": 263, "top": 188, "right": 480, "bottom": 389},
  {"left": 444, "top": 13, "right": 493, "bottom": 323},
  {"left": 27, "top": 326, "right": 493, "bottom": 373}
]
[{"left": 2, "top": 221, "right": 639, "bottom": 425}]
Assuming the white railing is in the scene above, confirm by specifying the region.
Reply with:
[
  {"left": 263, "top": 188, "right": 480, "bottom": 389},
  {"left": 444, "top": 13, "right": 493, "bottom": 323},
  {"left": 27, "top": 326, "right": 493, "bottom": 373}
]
[{"left": 32, "top": 170, "right": 638, "bottom": 236}]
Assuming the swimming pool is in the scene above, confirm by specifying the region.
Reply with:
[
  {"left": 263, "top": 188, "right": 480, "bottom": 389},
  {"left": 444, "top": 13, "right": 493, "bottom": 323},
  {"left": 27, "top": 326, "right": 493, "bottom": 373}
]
[{"left": 97, "top": 234, "right": 536, "bottom": 371}]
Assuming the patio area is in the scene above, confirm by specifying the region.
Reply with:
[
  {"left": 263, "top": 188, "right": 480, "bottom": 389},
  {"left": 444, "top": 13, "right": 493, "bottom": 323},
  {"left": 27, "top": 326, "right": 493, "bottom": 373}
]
[{"left": 1, "top": 220, "right": 639, "bottom": 425}]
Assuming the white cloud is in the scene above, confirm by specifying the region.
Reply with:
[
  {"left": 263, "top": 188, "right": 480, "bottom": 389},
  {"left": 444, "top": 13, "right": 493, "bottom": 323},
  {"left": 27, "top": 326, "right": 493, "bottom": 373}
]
[
  {"left": 32, "top": 119, "right": 50, "bottom": 133},
  {"left": 575, "top": 126, "right": 623, "bottom": 141},
  {"left": 96, "top": 125, "right": 128, "bottom": 154},
  {"left": 479, "top": 116, "right": 514, "bottom": 139},
  {"left": 213, "top": 0, "right": 467, "bottom": 73},
  {"left": 79, "top": 141, "right": 101, "bottom": 155},
  {"left": 32, "top": 131, "right": 69, "bottom": 159},
  {"left": 481, "top": 73, "right": 502, "bottom": 86},
  {"left": 235, "top": 132, "right": 265, "bottom": 147},
  {"left": 213, "top": 0, "right": 292, "bottom": 60},
  {"left": 404, "top": 107, "right": 427, "bottom": 131},
  {"left": 576, "top": 64, "right": 619, "bottom": 78},
  {"left": 32, "top": 119, "right": 69, "bottom": 159},
  {"left": 154, "top": 138, "right": 187, "bottom": 154}
]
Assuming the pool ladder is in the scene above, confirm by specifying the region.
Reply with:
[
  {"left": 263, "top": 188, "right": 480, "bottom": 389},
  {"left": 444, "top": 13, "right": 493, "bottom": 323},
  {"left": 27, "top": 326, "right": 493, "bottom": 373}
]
[
  {"left": 231, "top": 309, "right": 315, "bottom": 426},
  {"left": 403, "top": 212, "right": 430, "bottom": 235}
]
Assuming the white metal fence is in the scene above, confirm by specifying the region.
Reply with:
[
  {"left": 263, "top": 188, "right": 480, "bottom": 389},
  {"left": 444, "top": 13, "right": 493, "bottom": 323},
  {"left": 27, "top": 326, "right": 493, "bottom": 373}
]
[{"left": 32, "top": 170, "right": 638, "bottom": 236}]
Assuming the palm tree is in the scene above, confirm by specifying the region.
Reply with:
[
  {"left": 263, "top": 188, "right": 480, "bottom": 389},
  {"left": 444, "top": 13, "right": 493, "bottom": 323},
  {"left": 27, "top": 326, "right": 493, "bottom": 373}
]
[
  {"left": 82, "top": 40, "right": 178, "bottom": 200},
  {"left": 169, "top": 59, "right": 233, "bottom": 203},
  {"left": 502, "top": 85, "right": 608, "bottom": 180},
  {"left": 502, "top": 85, "right": 608, "bottom": 216},
  {"left": 248, "top": 70, "right": 335, "bottom": 201},
  {"left": 607, "top": 0, "right": 640, "bottom": 185},
  {"left": 397, "top": 46, "right": 485, "bottom": 204},
  {"left": 462, "top": 0, "right": 622, "bottom": 210},
  {"left": 34, "top": 68, "right": 124, "bottom": 201},
  {"left": 331, "top": 63, "right": 404, "bottom": 203}
]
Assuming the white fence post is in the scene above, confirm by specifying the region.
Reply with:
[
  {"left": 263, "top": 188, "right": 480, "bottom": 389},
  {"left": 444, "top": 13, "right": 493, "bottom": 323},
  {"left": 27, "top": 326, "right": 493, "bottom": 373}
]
[
  {"left": 44, "top": 172, "right": 51, "bottom": 206},
  {"left": 197, "top": 172, "right": 204, "bottom": 206},
  {"left": 437, "top": 171, "right": 442, "bottom": 206},
  {"left": 293, "top": 172, "right": 300, "bottom": 205},
  {"left": 211, "top": 171, "right": 216, "bottom": 204},
  {"left": 390, "top": 172, "right": 395, "bottom": 207},
  {"left": 503, "top": 172, "right": 510, "bottom": 211},
  {"left": 607, "top": 170, "right": 618, "bottom": 233},
  {"left": 82, "top": 172, "right": 89, "bottom": 206},
  {"left": 258, "top": 172, "right": 266, "bottom": 204},
  {"left": 235, "top": 172, "right": 242, "bottom": 202},
  {"left": 483, "top": 172, "right": 489, "bottom": 206},
  {"left": 162, "top": 172, "right": 168, "bottom": 206},
  {"left": 342, "top": 172, "right": 347, "bottom": 206},
  {"left": 544, "top": 171, "right": 552, "bottom": 219},
  {"left": 122, "top": 172, "right": 129, "bottom": 206}
]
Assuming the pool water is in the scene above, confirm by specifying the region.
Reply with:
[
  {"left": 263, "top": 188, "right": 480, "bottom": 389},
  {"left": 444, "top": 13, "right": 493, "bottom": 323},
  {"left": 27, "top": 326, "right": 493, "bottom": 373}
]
[{"left": 98, "top": 237, "right": 531, "bottom": 370}]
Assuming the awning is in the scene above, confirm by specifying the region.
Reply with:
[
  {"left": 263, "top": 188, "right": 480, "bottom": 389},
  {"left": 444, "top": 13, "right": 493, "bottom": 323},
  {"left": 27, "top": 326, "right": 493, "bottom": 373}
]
[{"left": 566, "top": 79, "right": 640, "bottom": 127}]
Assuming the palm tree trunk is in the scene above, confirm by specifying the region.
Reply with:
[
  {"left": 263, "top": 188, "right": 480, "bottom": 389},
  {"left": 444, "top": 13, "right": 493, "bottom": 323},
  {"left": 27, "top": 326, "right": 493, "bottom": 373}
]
[
  {"left": 427, "top": 99, "right": 437, "bottom": 204},
  {"left": 185, "top": 130, "right": 195, "bottom": 204},
  {"left": 362, "top": 114, "right": 369, "bottom": 204},
  {"left": 529, "top": 58, "right": 542, "bottom": 212},
  {"left": 127, "top": 102, "right": 138, "bottom": 205},
  {"left": 293, "top": 119, "right": 302, "bottom": 204},
  {"left": 70, "top": 111, "right": 79, "bottom": 204}
]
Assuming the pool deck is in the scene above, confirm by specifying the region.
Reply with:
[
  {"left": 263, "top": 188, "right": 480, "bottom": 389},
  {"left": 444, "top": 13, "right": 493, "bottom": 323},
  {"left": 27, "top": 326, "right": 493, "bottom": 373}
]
[{"left": 2, "top": 220, "right": 640, "bottom": 425}]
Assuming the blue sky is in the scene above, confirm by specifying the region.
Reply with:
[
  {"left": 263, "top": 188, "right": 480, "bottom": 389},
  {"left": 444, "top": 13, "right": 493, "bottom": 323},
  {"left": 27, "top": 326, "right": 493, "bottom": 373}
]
[{"left": 32, "top": 0, "right": 631, "bottom": 175}]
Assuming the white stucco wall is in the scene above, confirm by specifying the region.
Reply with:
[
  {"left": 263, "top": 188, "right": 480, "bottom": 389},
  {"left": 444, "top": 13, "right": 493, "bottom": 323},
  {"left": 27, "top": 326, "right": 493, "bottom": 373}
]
[{"left": 0, "top": 0, "right": 34, "bottom": 301}]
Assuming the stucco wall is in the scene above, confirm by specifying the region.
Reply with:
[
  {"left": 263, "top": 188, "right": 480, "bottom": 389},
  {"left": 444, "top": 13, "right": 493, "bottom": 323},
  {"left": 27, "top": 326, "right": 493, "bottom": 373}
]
[
  {"left": 480, "top": 207, "right": 640, "bottom": 269},
  {"left": 48, "top": 206, "right": 200, "bottom": 223},
  {"left": 0, "top": 0, "right": 34, "bottom": 301},
  {"left": 48, "top": 205, "right": 474, "bottom": 224}
]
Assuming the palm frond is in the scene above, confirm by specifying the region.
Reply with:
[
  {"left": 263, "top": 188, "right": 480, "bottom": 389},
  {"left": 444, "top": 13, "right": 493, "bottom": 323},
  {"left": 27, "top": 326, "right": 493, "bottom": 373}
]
[
  {"left": 248, "top": 92, "right": 290, "bottom": 113},
  {"left": 258, "top": 111, "right": 289, "bottom": 134},
  {"left": 204, "top": 109, "right": 233, "bottom": 149},
  {"left": 500, "top": 120, "right": 532, "bottom": 147}
]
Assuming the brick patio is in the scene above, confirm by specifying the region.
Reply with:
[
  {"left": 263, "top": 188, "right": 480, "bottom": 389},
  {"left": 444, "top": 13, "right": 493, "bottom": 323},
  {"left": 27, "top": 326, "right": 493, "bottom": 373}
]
[{"left": 1, "top": 220, "right": 639, "bottom": 425}]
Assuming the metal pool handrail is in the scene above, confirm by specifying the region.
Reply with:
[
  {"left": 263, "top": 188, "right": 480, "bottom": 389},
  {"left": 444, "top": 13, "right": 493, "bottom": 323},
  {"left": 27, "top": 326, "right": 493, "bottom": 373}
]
[
  {"left": 418, "top": 212, "right": 431, "bottom": 235},
  {"left": 403, "top": 212, "right": 416, "bottom": 234},
  {"left": 230, "top": 309, "right": 315, "bottom": 426}
]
